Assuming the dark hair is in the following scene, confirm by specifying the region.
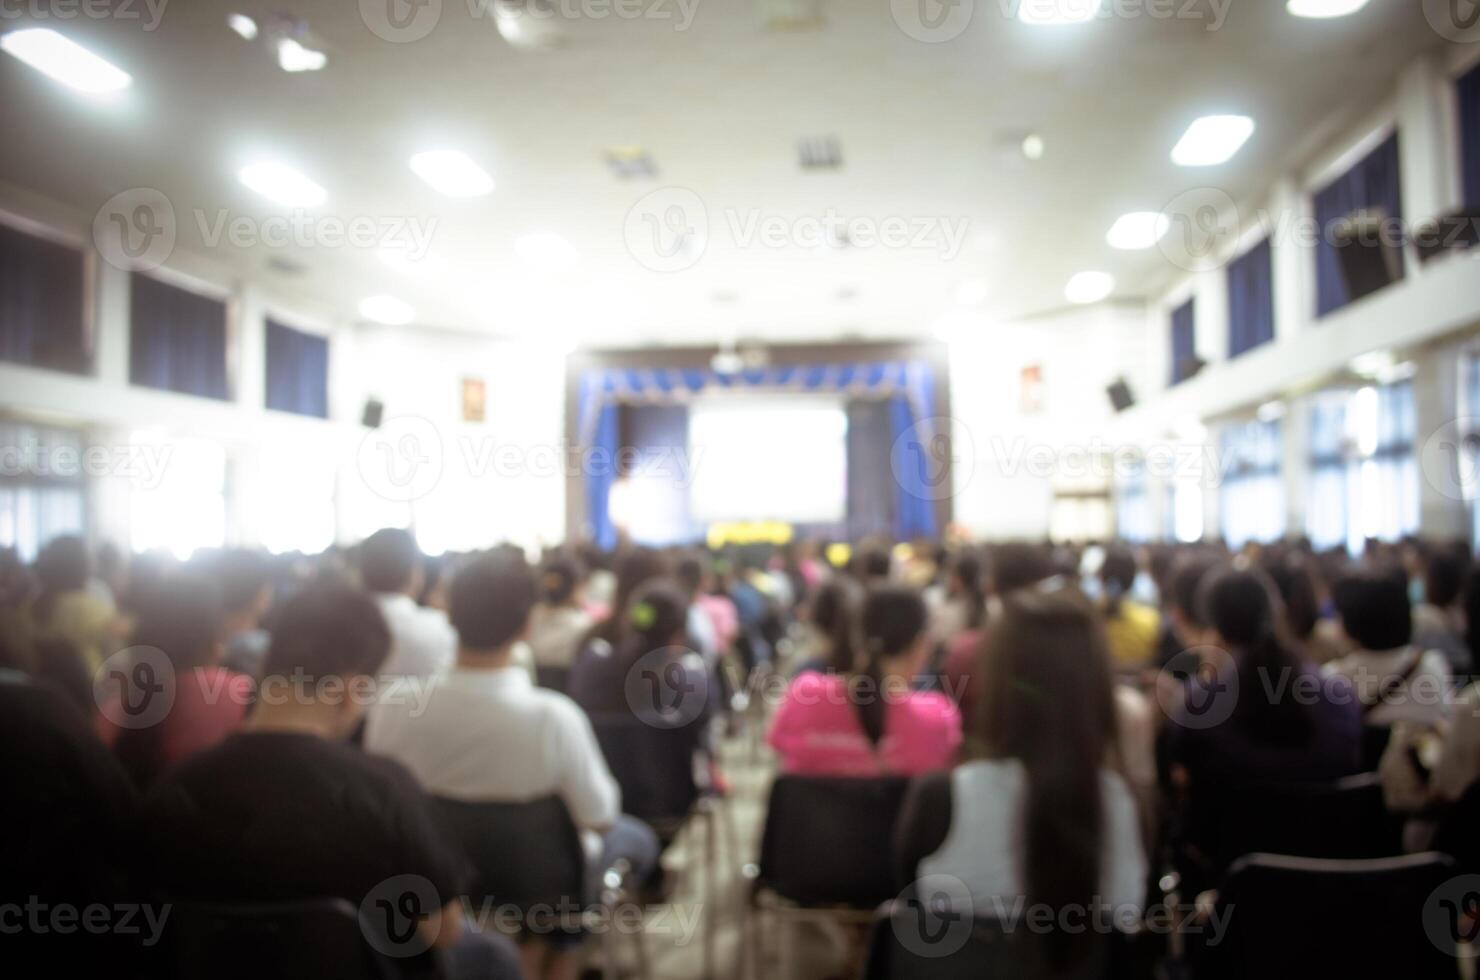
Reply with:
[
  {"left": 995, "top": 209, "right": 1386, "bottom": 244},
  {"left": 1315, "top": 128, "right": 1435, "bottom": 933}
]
[
  {"left": 131, "top": 577, "right": 226, "bottom": 672},
  {"left": 976, "top": 589, "right": 1115, "bottom": 966},
  {"left": 1425, "top": 548, "right": 1470, "bottom": 609},
  {"left": 1167, "top": 552, "right": 1220, "bottom": 626},
  {"left": 588, "top": 547, "right": 670, "bottom": 646},
  {"left": 263, "top": 585, "right": 390, "bottom": 682},
  {"left": 359, "top": 528, "right": 420, "bottom": 594},
  {"left": 674, "top": 553, "right": 706, "bottom": 597},
  {"left": 538, "top": 555, "right": 582, "bottom": 605},
  {"left": 620, "top": 580, "right": 691, "bottom": 660},
  {"left": 450, "top": 552, "right": 537, "bottom": 651},
  {"left": 989, "top": 543, "right": 1055, "bottom": 596},
  {"left": 33, "top": 535, "right": 90, "bottom": 622},
  {"left": 1200, "top": 566, "right": 1314, "bottom": 744},
  {"left": 1099, "top": 545, "right": 1138, "bottom": 617},
  {"left": 208, "top": 550, "right": 273, "bottom": 617},
  {"left": 853, "top": 586, "right": 927, "bottom": 746},
  {"left": 1333, "top": 569, "right": 1412, "bottom": 651},
  {"left": 1260, "top": 553, "right": 1320, "bottom": 641},
  {"left": 855, "top": 545, "right": 893, "bottom": 583},
  {"left": 950, "top": 550, "right": 987, "bottom": 631},
  {"left": 808, "top": 578, "right": 861, "bottom": 674}
]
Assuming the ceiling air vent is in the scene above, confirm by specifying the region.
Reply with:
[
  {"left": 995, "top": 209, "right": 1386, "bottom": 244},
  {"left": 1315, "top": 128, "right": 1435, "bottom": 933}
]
[
  {"left": 798, "top": 136, "right": 842, "bottom": 172},
  {"left": 604, "top": 147, "right": 657, "bottom": 180}
]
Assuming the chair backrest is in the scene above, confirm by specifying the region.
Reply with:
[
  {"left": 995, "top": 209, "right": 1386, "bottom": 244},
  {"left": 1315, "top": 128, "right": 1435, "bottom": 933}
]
[
  {"left": 1206, "top": 771, "right": 1403, "bottom": 871},
  {"left": 534, "top": 665, "right": 571, "bottom": 694},
  {"left": 433, "top": 795, "right": 586, "bottom": 914},
  {"left": 1360, "top": 723, "right": 1393, "bottom": 771},
  {"left": 1200, "top": 852, "right": 1458, "bottom": 980},
  {"left": 171, "top": 898, "right": 399, "bottom": 980},
  {"left": 756, "top": 775, "right": 910, "bottom": 908},
  {"left": 862, "top": 900, "right": 1107, "bottom": 980},
  {"left": 588, "top": 713, "right": 702, "bottom": 827}
]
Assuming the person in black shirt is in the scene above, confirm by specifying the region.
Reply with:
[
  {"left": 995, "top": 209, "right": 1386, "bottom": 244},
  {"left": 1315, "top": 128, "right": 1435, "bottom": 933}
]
[{"left": 139, "top": 584, "right": 518, "bottom": 980}]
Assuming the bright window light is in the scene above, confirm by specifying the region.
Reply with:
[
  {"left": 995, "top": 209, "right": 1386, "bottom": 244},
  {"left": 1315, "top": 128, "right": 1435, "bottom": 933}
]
[
  {"left": 227, "top": 13, "right": 258, "bottom": 40},
  {"left": 129, "top": 435, "right": 226, "bottom": 561},
  {"left": 358, "top": 294, "right": 416, "bottom": 326},
  {"left": 277, "top": 38, "right": 326, "bottom": 73},
  {"left": 955, "top": 279, "right": 989, "bottom": 305},
  {"left": 410, "top": 150, "right": 495, "bottom": 197},
  {"left": 515, "top": 232, "right": 578, "bottom": 267},
  {"left": 1172, "top": 115, "right": 1255, "bottom": 167},
  {"left": 1, "top": 29, "right": 132, "bottom": 94},
  {"left": 1064, "top": 270, "right": 1114, "bottom": 304},
  {"left": 1017, "top": 0, "right": 1103, "bottom": 24},
  {"left": 237, "top": 160, "right": 327, "bottom": 207},
  {"left": 1287, "top": 0, "right": 1369, "bottom": 18},
  {"left": 1106, "top": 211, "right": 1170, "bottom": 250}
]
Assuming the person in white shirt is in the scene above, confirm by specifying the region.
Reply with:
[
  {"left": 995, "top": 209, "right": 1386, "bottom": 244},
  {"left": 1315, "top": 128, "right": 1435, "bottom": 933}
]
[
  {"left": 366, "top": 550, "right": 658, "bottom": 980},
  {"left": 359, "top": 528, "right": 457, "bottom": 683},
  {"left": 525, "top": 555, "right": 593, "bottom": 685},
  {"left": 1323, "top": 570, "right": 1451, "bottom": 728}
]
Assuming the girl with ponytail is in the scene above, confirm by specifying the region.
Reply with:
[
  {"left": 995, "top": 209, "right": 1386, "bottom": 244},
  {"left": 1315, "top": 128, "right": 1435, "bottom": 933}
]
[{"left": 768, "top": 585, "right": 961, "bottom": 777}]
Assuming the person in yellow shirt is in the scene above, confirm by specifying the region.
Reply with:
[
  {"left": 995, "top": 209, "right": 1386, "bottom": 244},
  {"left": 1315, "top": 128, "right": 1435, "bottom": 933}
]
[{"left": 1100, "top": 546, "right": 1161, "bottom": 670}]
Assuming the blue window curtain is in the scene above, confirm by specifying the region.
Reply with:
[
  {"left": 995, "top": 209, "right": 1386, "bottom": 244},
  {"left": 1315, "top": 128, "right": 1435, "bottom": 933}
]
[
  {"left": 1312, "top": 133, "right": 1403, "bottom": 317},
  {"left": 846, "top": 399, "right": 895, "bottom": 540},
  {"left": 0, "top": 222, "right": 87, "bottom": 374},
  {"left": 1219, "top": 419, "right": 1284, "bottom": 548},
  {"left": 1227, "top": 237, "right": 1274, "bottom": 358},
  {"left": 0, "top": 421, "right": 87, "bottom": 562},
  {"left": 1169, "top": 299, "right": 1195, "bottom": 385},
  {"left": 264, "top": 319, "right": 329, "bottom": 418},
  {"left": 129, "top": 273, "right": 229, "bottom": 400},
  {"left": 1460, "top": 61, "right": 1480, "bottom": 209},
  {"left": 1307, "top": 398, "right": 1348, "bottom": 552}
]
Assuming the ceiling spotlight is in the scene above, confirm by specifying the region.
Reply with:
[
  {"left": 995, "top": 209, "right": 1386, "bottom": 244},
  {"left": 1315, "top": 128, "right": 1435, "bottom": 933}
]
[
  {"left": 358, "top": 295, "right": 416, "bottom": 326},
  {"left": 0, "top": 28, "right": 132, "bottom": 94},
  {"left": 237, "top": 160, "right": 327, "bottom": 207},
  {"left": 1064, "top": 271, "right": 1114, "bottom": 304},
  {"left": 1172, "top": 114, "right": 1255, "bottom": 167},
  {"left": 277, "top": 37, "right": 326, "bottom": 72},
  {"left": 410, "top": 150, "right": 495, "bottom": 197},
  {"left": 1018, "top": 0, "right": 1103, "bottom": 25},
  {"left": 1021, "top": 134, "right": 1045, "bottom": 161},
  {"left": 227, "top": 13, "right": 259, "bottom": 40},
  {"left": 1106, "top": 211, "right": 1171, "bottom": 250},
  {"left": 1286, "top": 0, "right": 1369, "bottom": 18}
]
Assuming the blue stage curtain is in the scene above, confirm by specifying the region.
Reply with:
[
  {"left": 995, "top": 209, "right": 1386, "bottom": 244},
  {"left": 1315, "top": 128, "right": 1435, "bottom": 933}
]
[
  {"left": 1227, "top": 237, "right": 1274, "bottom": 358},
  {"left": 264, "top": 318, "right": 329, "bottom": 418},
  {"left": 846, "top": 399, "right": 895, "bottom": 539},
  {"left": 888, "top": 395, "right": 939, "bottom": 540},
  {"left": 129, "top": 272, "right": 229, "bottom": 400},
  {"left": 1312, "top": 133, "right": 1403, "bottom": 317},
  {"left": 1461, "top": 61, "right": 1480, "bottom": 209},
  {"left": 1169, "top": 298, "right": 1195, "bottom": 385},
  {"left": 0, "top": 222, "right": 87, "bottom": 373},
  {"left": 584, "top": 398, "right": 620, "bottom": 551}
]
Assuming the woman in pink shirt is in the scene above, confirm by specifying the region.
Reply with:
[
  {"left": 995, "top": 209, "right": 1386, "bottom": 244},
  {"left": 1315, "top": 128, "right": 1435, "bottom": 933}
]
[{"left": 768, "top": 585, "right": 961, "bottom": 777}]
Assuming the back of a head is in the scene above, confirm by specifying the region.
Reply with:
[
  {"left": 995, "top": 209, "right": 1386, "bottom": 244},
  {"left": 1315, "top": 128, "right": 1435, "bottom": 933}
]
[
  {"left": 209, "top": 549, "right": 273, "bottom": 616},
  {"left": 623, "top": 579, "right": 691, "bottom": 657},
  {"left": 131, "top": 577, "right": 226, "bottom": 672},
  {"left": 35, "top": 535, "right": 89, "bottom": 598},
  {"left": 1333, "top": 569, "right": 1412, "bottom": 652},
  {"left": 989, "top": 542, "right": 1055, "bottom": 596},
  {"left": 1099, "top": 545, "right": 1138, "bottom": 614},
  {"left": 859, "top": 585, "right": 926, "bottom": 660},
  {"left": 1198, "top": 565, "right": 1280, "bottom": 649},
  {"left": 451, "top": 552, "right": 537, "bottom": 651},
  {"left": 263, "top": 585, "right": 390, "bottom": 682},
  {"left": 1425, "top": 548, "right": 1470, "bottom": 609},
  {"left": 1260, "top": 553, "right": 1320, "bottom": 640},
  {"left": 613, "top": 547, "right": 669, "bottom": 607},
  {"left": 1167, "top": 552, "right": 1220, "bottom": 625},
  {"left": 858, "top": 546, "right": 893, "bottom": 582},
  {"left": 809, "top": 577, "right": 861, "bottom": 672},
  {"left": 358, "top": 528, "right": 420, "bottom": 594},
  {"left": 674, "top": 553, "right": 706, "bottom": 597},
  {"left": 538, "top": 555, "right": 582, "bottom": 606}
]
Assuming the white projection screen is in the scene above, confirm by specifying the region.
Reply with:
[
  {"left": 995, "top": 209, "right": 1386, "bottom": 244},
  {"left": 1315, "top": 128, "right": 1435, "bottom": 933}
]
[{"left": 687, "top": 395, "right": 848, "bottom": 524}]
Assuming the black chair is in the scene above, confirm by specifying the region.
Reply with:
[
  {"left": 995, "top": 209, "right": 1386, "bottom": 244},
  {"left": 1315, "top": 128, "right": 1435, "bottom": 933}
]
[
  {"left": 535, "top": 665, "right": 571, "bottom": 693},
  {"left": 433, "top": 795, "right": 647, "bottom": 980},
  {"left": 1198, "top": 852, "right": 1458, "bottom": 980},
  {"left": 742, "top": 775, "right": 911, "bottom": 979},
  {"left": 861, "top": 899, "right": 1107, "bottom": 980},
  {"left": 170, "top": 898, "right": 402, "bottom": 980},
  {"left": 1433, "top": 778, "right": 1480, "bottom": 876},
  {"left": 1361, "top": 722, "right": 1393, "bottom": 771}
]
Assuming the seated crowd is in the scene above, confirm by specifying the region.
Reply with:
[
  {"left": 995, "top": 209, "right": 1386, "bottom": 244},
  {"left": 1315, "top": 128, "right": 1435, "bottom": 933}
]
[{"left": 2, "top": 529, "right": 1479, "bottom": 977}]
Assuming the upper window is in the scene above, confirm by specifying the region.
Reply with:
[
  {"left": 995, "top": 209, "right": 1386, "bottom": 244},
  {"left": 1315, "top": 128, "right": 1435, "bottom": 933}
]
[
  {"left": 1312, "top": 132, "right": 1403, "bottom": 317},
  {"left": 1226, "top": 238, "right": 1274, "bottom": 358},
  {"left": 1169, "top": 299, "right": 1196, "bottom": 385},
  {"left": 0, "top": 221, "right": 88, "bottom": 374},
  {"left": 129, "top": 273, "right": 229, "bottom": 400},
  {"left": 264, "top": 318, "right": 329, "bottom": 418},
  {"left": 1459, "top": 60, "right": 1480, "bottom": 210}
]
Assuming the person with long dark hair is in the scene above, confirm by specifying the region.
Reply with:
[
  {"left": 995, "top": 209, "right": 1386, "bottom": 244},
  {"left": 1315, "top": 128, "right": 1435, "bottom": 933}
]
[
  {"left": 768, "top": 585, "right": 959, "bottom": 776},
  {"left": 895, "top": 588, "right": 1145, "bottom": 968},
  {"left": 789, "top": 576, "right": 862, "bottom": 677},
  {"left": 569, "top": 577, "right": 704, "bottom": 720}
]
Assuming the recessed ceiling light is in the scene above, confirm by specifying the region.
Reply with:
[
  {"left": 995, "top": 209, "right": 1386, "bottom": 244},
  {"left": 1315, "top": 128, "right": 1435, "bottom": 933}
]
[
  {"left": 227, "top": 13, "right": 258, "bottom": 40},
  {"left": 0, "top": 28, "right": 131, "bottom": 94},
  {"left": 1018, "top": 0, "right": 1103, "bottom": 25},
  {"left": 1065, "top": 271, "right": 1114, "bottom": 304},
  {"left": 1106, "top": 212, "right": 1171, "bottom": 250},
  {"left": 237, "top": 161, "right": 327, "bottom": 207},
  {"left": 1021, "top": 134, "right": 1045, "bottom": 161},
  {"left": 410, "top": 150, "right": 495, "bottom": 197},
  {"left": 358, "top": 295, "right": 415, "bottom": 326},
  {"left": 515, "top": 232, "right": 578, "bottom": 267},
  {"left": 1286, "top": 0, "right": 1369, "bottom": 18},
  {"left": 955, "top": 279, "right": 989, "bottom": 305},
  {"left": 277, "top": 38, "right": 326, "bottom": 72},
  {"left": 1171, "top": 114, "right": 1255, "bottom": 167}
]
